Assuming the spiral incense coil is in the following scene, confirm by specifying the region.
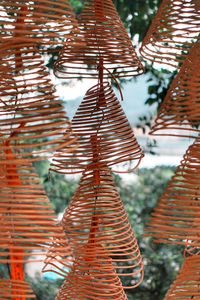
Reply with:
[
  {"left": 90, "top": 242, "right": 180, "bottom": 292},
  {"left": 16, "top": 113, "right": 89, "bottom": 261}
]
[
  {"left": 140, "top": 0, "right": 200, "bottom": 68},
  {"left": 0, "top": 161, "right": 72, "bottom": 263},
  {"left": 0, "top": 0, "right": 78, "bottom": 50},
  {"left": 164, "top": 255, "right": 200, "bottom": 299},
  {"left": 54, "top": 0, "right": 144, "bottom": 79},
  {"left": 150, "top": 42, "right": 200, "bottom": 138},
  {"left": 145, "top": 137, "right": 200, "bottom": 246},
  {"left": 56, "top": 243, "right": 128, "bottom": 300},
  {"left": 0, "top": 43, "right": 76, "bottom": 162},
  {"left": 60, "top": 162, "right": 144, "bottom": 288},
  {"left": 0, "top": 280, "right": 35, "bottom": 299},
  {"left": 51, "top": 81, "right": 144, "bottom": 174},
  {"left": 42, "top": 238, "right": 73, "bottom": 277}
]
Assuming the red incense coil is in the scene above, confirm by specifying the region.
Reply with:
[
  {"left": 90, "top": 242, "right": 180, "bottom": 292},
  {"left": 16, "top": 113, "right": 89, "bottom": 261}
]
[
  {"left": 54, "top": 0, "right": 144, "bottom": 79},
  {"left": 56, "top": 243, "right": 128, "bottom": 300},
  {"left": 51, "top": 81, "right": 144, "bottom": 174},
  {"left": 140, "top": 0, "right": 200, "bottom": 68},
  {"left": 60, "top": 162, "right": 144, "bottom": 288},
  {"left": 164, "top": 255, "right": 200, "bottom": 299},
  {"left": 0, "top": 280, "right": 35, "bottom": 299},
  {"left": 0, "top": 160, "right": 72, "bottom": 263},
  {"left": 0, "top": 43, "right": 76, "bottom": 162},
  {"left": 145, "top": 136, "right": 200, "bottom": 246},
  {"left": 0, "top": 0, "right": 78, "bottom": 50},
  {"left": 150, "top": 42, "right": 200, "bottom": 138}
]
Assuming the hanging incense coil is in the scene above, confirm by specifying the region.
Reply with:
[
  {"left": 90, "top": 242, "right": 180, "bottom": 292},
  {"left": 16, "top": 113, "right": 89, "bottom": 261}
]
[
  {"left": 150, "top": 42, "right": 200, "bottom": 138},
  {"left": 164, "top": 255, "right": 200, "bottom": 299},
  {"left": 51, "top": 81, "right": 144, "bottom": 174},
  {"left": 0, "top": 160, "right": 72, "bottom": 264},
  {"left": 140, "top": 0, "right": 200, "bottom": 68},
  {"left": 0, "top": 43, "right": 76, "bottom": 162},
  {"left": 60, "top": 162, "right": 144, "bottom": 288},
  {"left": 56, "top": 243, "right": 128, "bottom": 300},
  {"left": 145, "top": 136, "right": 200, "bottom": 246},
  {"left": 42, "top": 237, "right": 73, "bottom": 277},
  {"left": 0, "top": 0, "right": 78, "bottom": 50},
  {"left": 54, "top": 0, "right": 144, "bottom": 79},
  {"left": 0, "top": 280, "right": 35, "bottom": 299}
]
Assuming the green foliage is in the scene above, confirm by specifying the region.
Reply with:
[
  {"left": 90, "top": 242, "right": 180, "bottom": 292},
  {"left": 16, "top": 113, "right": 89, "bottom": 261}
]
[
  {"left": 113, "top": 0, "right": 162, "bottom": 41},
  {"left": 27, "top": 273, "right": 62, "bottom": 300},
  {"left": 144, "top": 67, "right": 177, "bottom": 110}
]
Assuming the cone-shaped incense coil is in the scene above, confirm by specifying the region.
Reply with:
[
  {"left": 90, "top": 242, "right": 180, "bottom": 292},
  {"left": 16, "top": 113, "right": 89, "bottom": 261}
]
[
  {"left": 164, "top": 255, "right": 200, "bottom": 299},
  {"left": 54, "top": 0, "right": 144, "bottom": 79},
  {"left": 150, "top": 42, "right": 200, "bottom": 138},
  {"left": 0, "top": 279, "right": 35, "bottom": 299},
  {"left": 51, "top": 82, "right": 144, "bottom": 174},
  {"left": 0, "top": 0, "right": 78, "bottom": 50},
  {"left": 140, "top": 0, "right": 200, "bottom": 68},
  {"left": 0, "top": 160, "right": 72, "bottom": 263},
  {"left": 0, "top": 43, "right": 76, "bottom": 162},
  {"left": 56, "top": 243, "right": 128, "bottom": 299},
  {"left": 145, "top": 137, "right": 200, "bottom": 246},
  {"left": 61, "top": 163, "right": 144, "bottom": 288}
]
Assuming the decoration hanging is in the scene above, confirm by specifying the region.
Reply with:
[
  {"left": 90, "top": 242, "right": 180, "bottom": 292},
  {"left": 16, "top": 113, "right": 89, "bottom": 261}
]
[
  {"left": 150, "top": 42, "right": 200, "bottom": 138},
  {"left": 59, "top": 161, "right": 144, "bottom": 288},
  {"left": 54, "top": 0, "right": 144, "bottom": 79},
  {"left": 55, "top": 243, "right": 128, "bottom": 300},
  {"left": 0, "top": 0, "right": 78, "bottom": 51},
  {"left": 0, "top": 42, "right": 76, "bottom": 162},
  {"left": 51, "top": 81, "right": 143, "bottom": 174},
  {"left": 145, "top": 136, "right": 200, "bottom": 246},
  {"left": 164, "top": 255, "right": 200, "bottom": 299},
  {"left": 140, "top": 0, "right": 200, "bottom": 68},
  {"left": 0, "top": 159, "right": 72, "bottom": 264}
]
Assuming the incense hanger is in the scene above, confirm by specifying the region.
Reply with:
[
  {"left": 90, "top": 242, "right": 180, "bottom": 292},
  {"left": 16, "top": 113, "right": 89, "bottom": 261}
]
[
  {"left": 0, "top": 0, "right": 78, "bottom": 51},
  {"left": 140, "top": 0, "right": 200, "bottom": 68},
  {"left": 51, "top": 81, "right": 143, "bottom": 174},
  {"left": 164, "top": 255, "right": 200, "bottom": 299},
  {"left": 150, "top": 42, "right": 200, "bottom": 138},
  {"left": 55, "top": 242, "right": 128, "bottom": 300},
  {"left": 54, "top": 0, "right": 144, "bottom": 79},
  {"left": 59, "top": 161, "right": 144, "bottom": 288},
  {"left": 0, "top": 160, "right": 71, "bottom": 264},
  {"left": 145, "top": 136, "right": 200, "bottom": 246},
  {"left": 0, "top": 42, "right": 76, "bottom": 162}
]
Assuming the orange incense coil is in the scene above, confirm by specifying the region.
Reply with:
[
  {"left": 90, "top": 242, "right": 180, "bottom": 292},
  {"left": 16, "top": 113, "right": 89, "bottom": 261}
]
[
  {"left": 54, "top": 0, "right": 144, "bottom": 79},
  {"left": 145, "top": 136, "right": 200, "bottom": 246},
  {"left": 60, "top": 162, "right": 144, "bottom": 288},
  {"left": 0, "top": 160, "right": 72, "bottom": 264},
  {"left": 0, "top": 43, "right": 76, "bottom": 162},
  {"left": 51, "top": 81, "right": 144, "bottom": 174},
  {"left": 56, "top": 243, "right": 128, "bottom": 299},
  {"left": 164, "top": 255, "right": 200, "bottom": 299},
  {"left": 0, "top": 280, "right": 35, "bottom": 299},
  {"left": 0, "top": 0, "right": 78, "bottom": 50},
  {"left": 42, "top": 237, "right": 73, "bottom": 277},
  {"left": 140, "top": 0, "right": 200, "bottom": 68},
  {"left": 150, "top": 42, "right": 200, "bottom": 138}
]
